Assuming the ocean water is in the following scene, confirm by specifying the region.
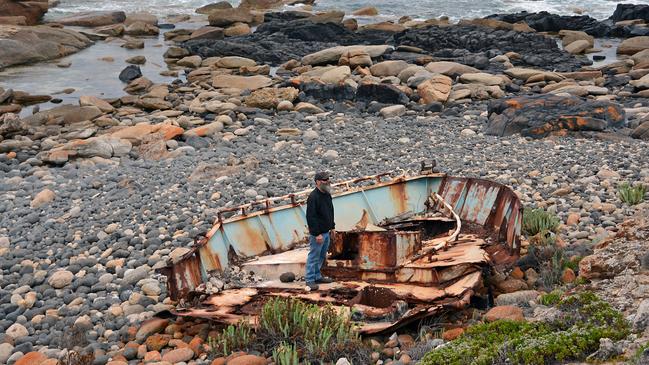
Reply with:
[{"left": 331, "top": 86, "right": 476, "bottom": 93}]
[{"left": 45, "top": 0, "right": 649, "bottom": 21}]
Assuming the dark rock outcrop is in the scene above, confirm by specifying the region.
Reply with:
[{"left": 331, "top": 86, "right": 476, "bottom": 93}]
[
  {"left": 486, "top": 95, "right": 626, "bottom": 138},
  {"left": 0, "top": 0, "right": 48, "bottom": 25},
  {"left": 610, "top": 4, "right": 649, "bottom": 22},
  {"left": 392, "top": 25, "right": 588, "bottom": 71},
  {"left": 486, "top": 11, "right": 610, "bottom": 36}
]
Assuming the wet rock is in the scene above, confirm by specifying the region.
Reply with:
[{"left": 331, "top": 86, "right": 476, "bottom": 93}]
[
  {"left": 56, "top": 11, "right": 126, "bottom": 26},
  {"left": 486, "top": 95, "right": 626, "bottom": 138},
  {"left": 487, "top": 11, "right": 610, "bottom": 37},
  {"left": 0, "top": 25, "right": 93, "bottom": 69},
  {"left": 610, "top": 4, "right": 649, "bottom": 22},
  {"left": 394, "top": 24, "right": 586, "bottom": 71},
  {"left": 119, "top": 65, "right": 143, "bottom": 83}
]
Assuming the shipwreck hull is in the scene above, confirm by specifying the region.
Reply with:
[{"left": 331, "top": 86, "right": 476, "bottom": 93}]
[{"left": 159, "top": 171, "right": 523, "bottom": 334}]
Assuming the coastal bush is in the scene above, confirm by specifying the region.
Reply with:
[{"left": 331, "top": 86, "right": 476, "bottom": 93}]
[
  {"left": 207, "top": 321, "right": 255, "bottom": 357},
  {"left": 257, "top": 297, "right": 369, "bottom": 363},
  {"left": 632, "top": 341, "right": 649, "bottom": 364},
  {"left": 618, "top": 183, "right": 647, "bottom": 205},
  {"left": 538, "top": 289, "right": 563, "bottom": 306},
  {"left": 522, "top": 208, "right": 560, "bottom": 237},
  {"left": 419, "top": 292, "right": 630, "bottom": 365}
]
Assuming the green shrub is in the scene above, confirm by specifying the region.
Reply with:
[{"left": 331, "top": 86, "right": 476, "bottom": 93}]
[
  {"left": 258, "top": 297, "right": 368, "bottom": 364},
  {"left": 272, "top": 342, "right": 299, "bottom": 365},
  {"left": 523, "top": 208, "right": 560, "bottom": 237},
  {"left": 618, "top": 183, "right": 647, "bottom": 205},
  {"left": 207, "top": 321, "right": 255, "bottom": 357},
  {"left": 419, "top": 292, "right": 630, "bottom": 365},
  {"left": 539, "top": 289, "right": 563, "bottom": 306}
]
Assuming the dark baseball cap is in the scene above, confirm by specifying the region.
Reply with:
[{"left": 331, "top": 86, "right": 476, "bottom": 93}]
[{"left": 314, "top": 171, "right": 331, "bottom": 181}]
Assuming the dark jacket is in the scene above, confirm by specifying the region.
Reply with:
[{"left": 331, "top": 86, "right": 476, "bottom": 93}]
[{"left": 306, "top": 188, "right": 335, "bottom": 236}]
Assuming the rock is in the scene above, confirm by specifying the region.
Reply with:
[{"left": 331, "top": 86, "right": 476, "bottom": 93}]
[
  {"left": 632, "top": 120, "right": 649, "bottom": 140},
  {"left": 425, "top": 61, "right": 479, "bottom": 77},
  {"left": 484, "top": 305, "right": 524, "bottom": 322},
  {"left": 135, "top": 318, "right": 169, "bottom": 342},
  {"left": 79, "top": 95, "right": 114, "bottom": 113},
  {"left": 124, "top": 12, "right": 158, "bottom": 26},
  {"left": 302, "top": 45, "right": 391, "bottom": 66},
  {"left": 226, "top": 355, "right": 267, "bottom": 365},
  {"left": 442, "top": 328, "right": 464, "bottom": 341},
  {"left": 48, "top": 270, "right": 73, "bottom": 288},
  {"left": 0, "top": 25, "right": 92, "bottom": 69},
  {"left": 0, "top": 0, "right": 48, "bottom": 25},
  {"left": 486, "top": 95, "right": 626, "bottom": 138},
  {"left": 196, "top": 1, "right": 232, "bottom": 15},
  {"left": 370, "top": 60, "right": 410, "bottom": 77},
  {"left": 121, "top": 38, "right": 144, "bottom": 49},
  {"left": 559, "top": 30, "right": 594, "bottom": 48},
  {"left": 183, "top": 122, "right": 224, "bottom": 138},
  {"left": 277, "top": 100, "right": 293, "bottom": 111},
  {"left": 618, "top": 36, "right": 649, "bottom": 55},
  {"left": 417, "top": 74, "right": 453, "bottom": 104},
  {"left": 611, "top": 4, "right": 649, "bottom": 22},
  {"left": 15, "top": 352, "right": 47, "bottom": 365},
  {"left": 380, "top": 105, "right": 406, "bottom": 118},
  {"left": 244, "top": 87, "right": 298, "bottom": 109},
  {"left": 190, "top": 26, "right": 224, "bottom": 41},
  {"left": 125, "top": 55, "right": 146, "bottom": 64},
  {"left": 119, "top": 65, "right": 142, "bottom": 83},
  {"left": 460, "top": 128, "right": 476, "bottom": 137},
  {"left": 279, "top": 272, "right": 295, "bottom": 283},
  {"left": 124, "top": 21, "right": 159, "bottom": 36},
  {"left": 31, "top": 188, "right": 55, "bottom": 208},
  {"left": 459, "top": 72, "right": 506, "bottom": 86},
  {"left": 562, "top": 268, "right": 576, "bottom": 283},
  {"left": 161, "top": 348, "right": 194, "bottom": 363},
  {"left": 208, "top": 8, "right": 255, "bottom": 27},
  {"left": 495, "top": 290, "right": 539, "bottom": 306},
  {"left": 566, "top": 213, "right": 580, "bottom": 225},
  {"left": 564, "top": 39, "right": 590, "bottom": 54},
  {"left": 224, "top": 22, "right": 251, "bottom": 37},
  {"left": 295, "top": 102, "right": 323, "bottom": 114},
  {"left": 42, "top": 136, "right": 131, "bottom": 163},
  {"left": 633, "top": 299, "right": 649, "bottom": 331},
  {"left": 320, "top": 65, "right": 351, "bottom": 84},
  {"left": 177, "top": 55, "right": 202, "bottom": 68},
  {"left": 357, "top": 83, "right": 409, "bottom": 105},
  {"left": 0, "top": 343, "right": 13, "bottom": 364},
  {"left": 352, "top": 6, "right": 378, "bottom": 16},
  {"left": 212, "top": 75, "right": 272, "bottom": 90},
  {"left": 56, "top": 11, "right": 125, "bottom": 26},
  {"left": 335, "top": 358, "right": 351, "bottom": 365},
  {"left": 339, "top": 49, "right": 372, "bottom": 68},
  {"left": 216, "top": 56, "right": 256, "bottom": 68},
  {"left": 6, "top": 323, "right": 28, "bottom": 340}
]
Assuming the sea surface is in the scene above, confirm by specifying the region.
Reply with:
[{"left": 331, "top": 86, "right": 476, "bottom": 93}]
[
  {"left": 45, "top": 0, "right": 649, "bottom": 21},
  {"left": 0, "top": 0, "right": 639, "bottom": 116}
]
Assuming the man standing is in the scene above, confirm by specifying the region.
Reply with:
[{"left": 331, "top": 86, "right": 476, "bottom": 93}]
[{"left": 305, "top": 171, "right": 335, "bottom": 291}]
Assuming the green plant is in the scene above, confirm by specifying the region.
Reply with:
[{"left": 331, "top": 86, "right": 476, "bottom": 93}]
[
  {"left": 523, "top": 208, "right": 560, "bottom": 237},
  {"left": 539, "top": 289, "right": 563, "bottom": 306},
  {"left": 632, "top": 341, "right": 649, "bottom": 364},
  {"left": 207, "top": 320, "right": 255, "bottom": 357},
  {"left": 618, "top": 183, "right": 647, "bottom": 205},
  {"left": 419, "top": 292, "right": 630, "bottom": 365},
  {"left": 272, "top": 342, "right": 299, "bottom": 365},
  {"left": 258, "top": 297, "right": 368, "bottom": 364}
]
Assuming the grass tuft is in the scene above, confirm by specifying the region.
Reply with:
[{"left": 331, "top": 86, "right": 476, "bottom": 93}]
[{"left": 618, "top": 183, "right": 646, "bottom": 206}]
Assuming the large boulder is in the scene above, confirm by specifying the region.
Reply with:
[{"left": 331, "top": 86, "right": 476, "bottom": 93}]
[
  {"left": 356, "top": 83, "right": 409, "bottom": 105},
  {"left": 610, "top": 4, "right": 649, "bottom": 22},
  {"left": 0, "top": 0, "right": 48, "bottom": 25},
  {"left": 632, "top": 120, "right": 649, "bottom": 140},
  {"left": 208, "top": 8, "right": 256, "bottom": 27},
  {"left": 417, "top": 74, "right": 453, "bottom": 104},
  {"left": 618, "top": 36, "right": 649, "bottom": 55},
  {"left": 196, "top": 1, "right": 232, "bottom": 14},
  {"left": 55, "top": 11, "right": 126, "bottom": 27},
  {"left": 41, "top": 136, "right": 132, "bottom": 164},
  {"left": 0, "top": 25, "right": 92, "bottom": 69},
  {"left": 301, "top": 45, "right": 391, "bottom": 66},
  {"left": 244, "top": 87, "right": 299, "bottom": 108},
  {"left": 425, "top": 61, "right": 479, "bottom": 77},
  {"left": 486, "top": 94, "right": 626, "bottom": 138}
]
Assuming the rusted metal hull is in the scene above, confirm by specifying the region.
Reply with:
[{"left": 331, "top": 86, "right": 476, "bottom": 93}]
[{"left": 159, "top": 171, "right": 522, "bottom": 334}]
